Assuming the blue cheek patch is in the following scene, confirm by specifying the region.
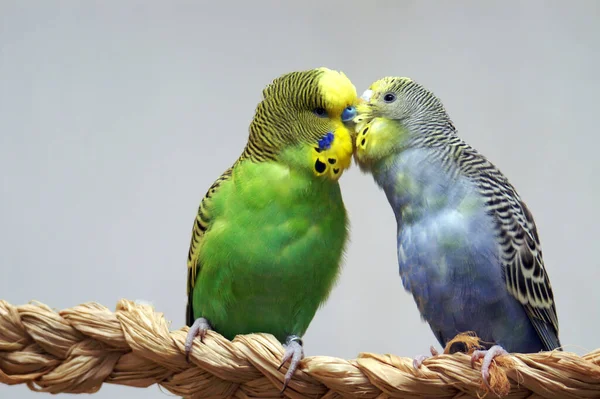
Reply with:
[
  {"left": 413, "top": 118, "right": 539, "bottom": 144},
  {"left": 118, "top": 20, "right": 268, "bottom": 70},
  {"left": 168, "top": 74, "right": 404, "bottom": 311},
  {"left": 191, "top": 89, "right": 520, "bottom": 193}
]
[
  {"left": 318, "top": 132, "right": 334, "bottom": 151},
  {"left": 341, "top": 106, "right": 357, "bottom": 122}
]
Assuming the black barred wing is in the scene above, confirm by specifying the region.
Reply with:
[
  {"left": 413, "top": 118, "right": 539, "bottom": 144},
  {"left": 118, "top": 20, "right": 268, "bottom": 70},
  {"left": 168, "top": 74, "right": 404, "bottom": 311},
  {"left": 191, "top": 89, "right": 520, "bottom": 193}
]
[
  {"left": 459, "top": 145, "right": 560, "bottom": 351},
  {"left": 186, "top": 167, "right": 233, "bottom": 326}
]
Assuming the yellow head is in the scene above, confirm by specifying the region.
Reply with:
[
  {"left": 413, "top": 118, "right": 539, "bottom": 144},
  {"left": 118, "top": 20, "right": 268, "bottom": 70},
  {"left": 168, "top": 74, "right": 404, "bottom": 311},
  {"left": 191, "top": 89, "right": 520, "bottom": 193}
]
[{"left": 245, "top": 67, "right": 358, "bottom": 181}]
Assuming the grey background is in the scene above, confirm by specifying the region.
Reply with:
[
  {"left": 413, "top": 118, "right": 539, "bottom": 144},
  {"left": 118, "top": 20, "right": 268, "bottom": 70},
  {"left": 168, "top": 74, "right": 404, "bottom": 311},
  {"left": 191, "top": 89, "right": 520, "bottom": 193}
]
[{"left": 1, "top": 1, "right": 598, "bottom": 397}]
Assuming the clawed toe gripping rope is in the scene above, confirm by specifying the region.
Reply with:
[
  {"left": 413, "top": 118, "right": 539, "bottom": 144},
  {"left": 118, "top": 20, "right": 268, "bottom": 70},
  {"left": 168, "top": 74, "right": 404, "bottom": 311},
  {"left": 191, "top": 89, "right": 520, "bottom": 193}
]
[{"left": 1, "top": 299, "right": 599, "bottom": 398}]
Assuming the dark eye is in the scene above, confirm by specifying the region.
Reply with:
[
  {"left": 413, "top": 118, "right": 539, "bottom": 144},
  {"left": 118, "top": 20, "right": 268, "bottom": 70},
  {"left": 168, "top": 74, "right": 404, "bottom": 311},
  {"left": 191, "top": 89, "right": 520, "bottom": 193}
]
[
  {"left": 383, "top": 93, "right": 396, "bottom": 103},
  {"left": 313, "top": 107, "right": 328, "bottom": 118}
]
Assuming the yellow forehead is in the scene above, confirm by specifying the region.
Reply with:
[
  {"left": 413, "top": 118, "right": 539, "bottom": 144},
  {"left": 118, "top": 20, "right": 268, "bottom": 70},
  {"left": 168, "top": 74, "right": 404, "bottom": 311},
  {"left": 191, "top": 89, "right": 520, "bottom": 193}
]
[{"left": 316, "top": 67, "right": 358, "bottom": 113}]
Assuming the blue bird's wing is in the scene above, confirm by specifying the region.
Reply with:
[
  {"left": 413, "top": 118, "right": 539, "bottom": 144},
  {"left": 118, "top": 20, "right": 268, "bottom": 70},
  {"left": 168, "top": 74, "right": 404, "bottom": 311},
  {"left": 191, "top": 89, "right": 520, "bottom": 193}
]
[{"left": 475, "top": 165, "right": 561, "bottom": 351}]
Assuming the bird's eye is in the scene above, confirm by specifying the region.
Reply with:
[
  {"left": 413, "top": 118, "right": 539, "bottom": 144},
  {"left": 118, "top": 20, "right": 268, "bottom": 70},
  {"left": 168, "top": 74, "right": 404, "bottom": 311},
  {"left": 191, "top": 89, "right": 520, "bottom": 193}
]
[
  {"left": 383, "top": 93, "right": 396, "bottom": 103},
  {"left": 313, "top": 107, "right": 328, "bottom": 118},
  {"left": 341, "top": 106, "right": 357, "bottom": 122}
]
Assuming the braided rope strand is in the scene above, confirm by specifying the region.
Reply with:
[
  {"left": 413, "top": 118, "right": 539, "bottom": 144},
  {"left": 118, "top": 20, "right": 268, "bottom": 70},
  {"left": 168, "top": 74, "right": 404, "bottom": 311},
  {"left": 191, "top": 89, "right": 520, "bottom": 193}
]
[{"left": 0, "top": 300, "right": 598, "bottom": 398}]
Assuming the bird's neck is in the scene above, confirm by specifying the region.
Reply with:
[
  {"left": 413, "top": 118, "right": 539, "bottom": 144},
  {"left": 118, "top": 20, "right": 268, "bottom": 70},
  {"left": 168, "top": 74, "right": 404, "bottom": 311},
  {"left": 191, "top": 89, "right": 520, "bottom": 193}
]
[{"left": 370, "top": 140, "right": 465, "bottom": 224}]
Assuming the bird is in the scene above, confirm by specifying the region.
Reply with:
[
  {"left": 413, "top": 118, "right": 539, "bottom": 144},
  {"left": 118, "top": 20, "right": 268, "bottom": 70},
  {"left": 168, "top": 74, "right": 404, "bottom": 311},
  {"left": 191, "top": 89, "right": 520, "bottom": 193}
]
[
  {"left": 184, "top": 67, "right": 358, "bottom": 390},
  {"left": 352, "top": 76, "right": 561, "bottom": 386}
]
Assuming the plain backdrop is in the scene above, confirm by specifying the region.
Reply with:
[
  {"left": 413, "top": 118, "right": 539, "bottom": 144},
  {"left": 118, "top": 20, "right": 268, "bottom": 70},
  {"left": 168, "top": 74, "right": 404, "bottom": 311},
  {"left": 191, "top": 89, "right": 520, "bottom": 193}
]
[{"left": 1, "top": 1, "right": 599, "bottom": 398}]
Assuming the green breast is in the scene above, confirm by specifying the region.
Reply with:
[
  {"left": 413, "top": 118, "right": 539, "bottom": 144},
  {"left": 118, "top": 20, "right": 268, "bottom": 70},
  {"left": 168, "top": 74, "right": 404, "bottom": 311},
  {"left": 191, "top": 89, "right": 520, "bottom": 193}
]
[{"left": 193, "top": 159, "right": 348, "bottom": 342}]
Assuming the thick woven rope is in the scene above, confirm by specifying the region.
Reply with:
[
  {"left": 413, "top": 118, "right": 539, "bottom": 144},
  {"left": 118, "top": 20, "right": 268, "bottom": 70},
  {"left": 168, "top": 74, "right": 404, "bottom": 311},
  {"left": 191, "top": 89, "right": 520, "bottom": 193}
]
[{"left": 1, "top": 299, "right": 599, "bottom": 398}]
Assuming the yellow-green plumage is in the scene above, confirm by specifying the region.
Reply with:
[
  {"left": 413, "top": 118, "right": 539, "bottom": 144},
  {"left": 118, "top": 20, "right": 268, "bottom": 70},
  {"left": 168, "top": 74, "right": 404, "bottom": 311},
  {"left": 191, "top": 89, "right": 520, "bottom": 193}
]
[
  {"left": 185, "top": 68, "right": 357, "bottom": 386},
  {"left": 189, "top": 158, "right": 348, "bottom": 341}
]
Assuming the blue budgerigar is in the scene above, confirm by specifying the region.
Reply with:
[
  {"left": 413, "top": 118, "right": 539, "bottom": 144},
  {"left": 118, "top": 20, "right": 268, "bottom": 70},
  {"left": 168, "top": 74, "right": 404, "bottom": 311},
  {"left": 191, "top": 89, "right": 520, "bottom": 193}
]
[{"left": 353, "top": 77, "right": 561, "bottom": 384}]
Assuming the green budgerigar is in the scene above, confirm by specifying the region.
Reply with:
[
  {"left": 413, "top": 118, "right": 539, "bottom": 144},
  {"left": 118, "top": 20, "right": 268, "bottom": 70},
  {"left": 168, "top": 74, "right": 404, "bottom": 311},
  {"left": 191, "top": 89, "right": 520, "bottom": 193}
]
[{"left": 184, "top": 68, "right": 358, "bottom": 389}]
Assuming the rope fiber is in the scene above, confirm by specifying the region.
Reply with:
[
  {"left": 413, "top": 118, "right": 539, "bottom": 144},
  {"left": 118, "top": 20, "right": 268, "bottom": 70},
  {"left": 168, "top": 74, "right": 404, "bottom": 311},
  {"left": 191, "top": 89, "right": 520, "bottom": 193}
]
[{"left": 0, "top": 299, "right": 599, "bottom": 398}]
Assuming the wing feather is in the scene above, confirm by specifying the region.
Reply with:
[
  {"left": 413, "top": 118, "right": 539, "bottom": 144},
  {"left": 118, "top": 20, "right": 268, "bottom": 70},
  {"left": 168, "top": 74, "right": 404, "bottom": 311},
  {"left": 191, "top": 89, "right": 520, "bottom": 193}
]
[
  {"left": 186, "top": 167, "right": 233, "bottom": 326},
  {"left": 459, "top": 146, "right": 561, "bottom": 351}
]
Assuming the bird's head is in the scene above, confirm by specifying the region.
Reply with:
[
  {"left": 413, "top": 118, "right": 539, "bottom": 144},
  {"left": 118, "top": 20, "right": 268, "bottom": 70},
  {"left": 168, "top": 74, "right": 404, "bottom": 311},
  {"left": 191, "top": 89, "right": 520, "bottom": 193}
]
[
  {"left": 246, "top": 67, "right": 358, "bottom": 182},
  {"left": 353, "top": 77, "right": 454, "bottom": 171}
]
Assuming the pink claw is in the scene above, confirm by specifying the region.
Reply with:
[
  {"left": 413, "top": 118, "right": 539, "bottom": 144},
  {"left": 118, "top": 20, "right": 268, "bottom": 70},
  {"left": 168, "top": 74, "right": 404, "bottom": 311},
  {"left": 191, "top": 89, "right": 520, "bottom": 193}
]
[
  {"left": 277, "top": 337, "right": 304, "bottom": 392},
  {"left": 184, "top": 317, "right": 212, "bottom": 361},
  {"left": 413, "top": 346, "right": 440, "bottom": 369},
  {"left": 470, "top": 345, "right": 509, "bottom": 388}
]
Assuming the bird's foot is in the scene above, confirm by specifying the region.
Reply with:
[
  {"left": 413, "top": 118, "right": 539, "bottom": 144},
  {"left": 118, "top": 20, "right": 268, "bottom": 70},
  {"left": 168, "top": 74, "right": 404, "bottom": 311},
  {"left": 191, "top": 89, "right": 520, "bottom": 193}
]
[
  {"left": 470, "top": 344, "right": 509, "bottom": 388},
  {"left": 277, "top": 335, "right": 304, "bottom": 392},
  {"left": 184, "top": 317, "right": 212, "bottom": 361},
  {"left": 412, "top": 346, "right": 439, "bottom": 369}
]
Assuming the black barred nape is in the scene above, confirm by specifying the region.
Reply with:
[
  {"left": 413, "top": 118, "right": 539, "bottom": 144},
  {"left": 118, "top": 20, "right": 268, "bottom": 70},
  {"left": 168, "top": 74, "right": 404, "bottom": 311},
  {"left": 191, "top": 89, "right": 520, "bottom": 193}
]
[
  {"left": 377, "top": 77, "right": 457, "bottom": 150},
  {"left": 261, "top": 71, "right": 321, "bottom": 103},
  {"left": 266, "top": 72, "right": 324, "bottom": 107},
  {"left": 384, "top": 78, "right": 446, "bottom": 112},
  {"left": 242, "top": 69, "right": 326, "bottom": 162}
]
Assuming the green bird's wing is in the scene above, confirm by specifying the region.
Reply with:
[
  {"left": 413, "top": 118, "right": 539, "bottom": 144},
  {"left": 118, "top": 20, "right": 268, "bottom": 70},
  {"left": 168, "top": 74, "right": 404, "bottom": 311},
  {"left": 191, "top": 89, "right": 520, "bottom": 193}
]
[{"left": 186, "top": 167, "right": 233, "bottom": 327}]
